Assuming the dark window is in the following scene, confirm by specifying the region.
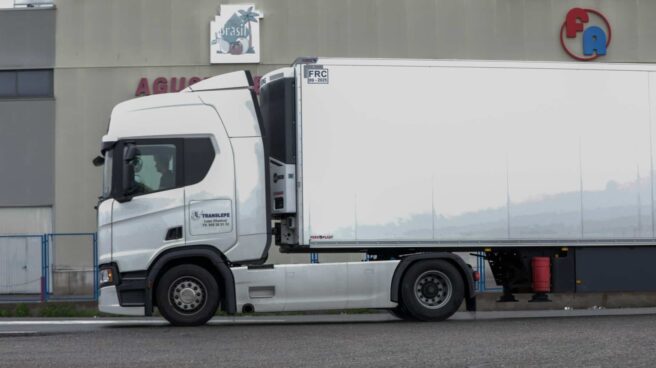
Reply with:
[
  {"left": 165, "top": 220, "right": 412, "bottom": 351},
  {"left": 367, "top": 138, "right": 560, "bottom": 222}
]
[
  {"left": 123, "top": 141, "right": 182, "bottom": 197},
  {"left": 129, "top": 143, "right": 178, "bottom": 194},
  {"left": 0, "top": 69, "right": 53, "bottom": 98},
  {"left": 184, "top": 138, "right": 216, "bottom": 186},
  {"left": 17, "top": 70, "right": 53, "bottom": 97},
  {"left": 116, "top": 137, "right": 216, "bottom": 199},
  {"left": 0, "top": 72, "right": 17, "bottom": 97}
]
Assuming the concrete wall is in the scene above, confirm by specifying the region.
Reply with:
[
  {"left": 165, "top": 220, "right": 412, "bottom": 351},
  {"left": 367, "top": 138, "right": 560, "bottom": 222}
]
[
  {"left": 0, "top": 100, "right": 55, "bottom": 206},
  {"left": 52, "top": 0, "right": 656, "bottom": 266}
]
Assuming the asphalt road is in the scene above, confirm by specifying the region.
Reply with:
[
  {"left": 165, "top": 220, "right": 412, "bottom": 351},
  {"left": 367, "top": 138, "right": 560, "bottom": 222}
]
[{"left": 1, "top": 310, "right": 656, "bottom": 368}]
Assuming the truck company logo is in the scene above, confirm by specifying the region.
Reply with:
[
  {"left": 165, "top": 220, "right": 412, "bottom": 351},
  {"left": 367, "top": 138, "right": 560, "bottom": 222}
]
[
  {"left": 210, "top": 4, "right": 263, "bottom": 64},
  {"left": 191, "top": 210, "right": 230, "bottom": 221},
  {"left": 560, "top": 8, "right": 611, "bottom": 61}
]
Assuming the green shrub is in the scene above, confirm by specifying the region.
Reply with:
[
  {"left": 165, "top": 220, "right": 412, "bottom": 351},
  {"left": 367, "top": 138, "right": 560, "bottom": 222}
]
[
  {"left": 14, "top": 304, "right": 30, "bottom": 317},
  {"left": 38, "top": 304, "right": 97, "bottom": 317}
]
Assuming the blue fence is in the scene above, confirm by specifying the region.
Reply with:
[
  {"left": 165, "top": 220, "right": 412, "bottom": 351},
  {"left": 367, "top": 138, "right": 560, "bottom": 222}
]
[
  {"left": 474, "top": 251, "right": 502, "bottom": 292},
  {"left": 0, "top": 233, "right": 97, "bottom": 303}
]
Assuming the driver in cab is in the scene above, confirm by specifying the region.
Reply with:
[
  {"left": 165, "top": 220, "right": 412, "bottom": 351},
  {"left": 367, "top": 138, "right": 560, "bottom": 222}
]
[{"left": 155, "top": 152, "right": 175, "bottom": 190}]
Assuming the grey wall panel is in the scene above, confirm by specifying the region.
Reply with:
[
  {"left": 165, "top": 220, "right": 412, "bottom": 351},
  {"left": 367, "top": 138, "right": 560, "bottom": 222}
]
[
  {"left": 54, "top": 0, "right": 656, "bottom": 69},
  {"left": 0, "top": 100, "right": 54, "bottom": 206},
  {"left": 0, "top": 8, "right": 55, "bottom": 69}
]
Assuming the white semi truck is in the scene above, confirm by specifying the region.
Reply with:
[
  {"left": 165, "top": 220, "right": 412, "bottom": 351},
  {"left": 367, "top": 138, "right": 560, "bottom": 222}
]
[{"left": 96, "top": 58, "right": 656, "bottom": 326}]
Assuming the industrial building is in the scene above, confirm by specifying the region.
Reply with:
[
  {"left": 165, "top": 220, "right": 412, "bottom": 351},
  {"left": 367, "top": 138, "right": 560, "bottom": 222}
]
[{"left": 2, "top": 0, "right": 656, "bottom": 295}]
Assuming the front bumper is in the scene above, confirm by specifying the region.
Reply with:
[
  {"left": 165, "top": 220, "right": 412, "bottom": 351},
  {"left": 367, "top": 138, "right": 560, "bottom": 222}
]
[{"left": 99, "top": 286, "right": 145, "bottom": 316}]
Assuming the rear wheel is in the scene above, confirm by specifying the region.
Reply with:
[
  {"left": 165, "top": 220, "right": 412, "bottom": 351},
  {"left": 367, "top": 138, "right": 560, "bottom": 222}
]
[
  {"left": 156, "top": 264, "right": 219, "bottom": 326},
  {"left": 400, "top": 260, "right": 464, "bottom": 321}
]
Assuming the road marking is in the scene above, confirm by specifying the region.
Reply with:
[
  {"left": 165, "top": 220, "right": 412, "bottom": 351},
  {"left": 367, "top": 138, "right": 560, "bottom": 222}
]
[
  {"left": 0, "top": 331, "right": 38, "bottom": 334},
  {"left": 0, "top": 331, "right": 41, "bottom": 337},
  {"left": 0, "top": 318, "right": 285, "bottom": 326},
  {"left": 0, "top": 308, "right": 654, "bottom": 328}
]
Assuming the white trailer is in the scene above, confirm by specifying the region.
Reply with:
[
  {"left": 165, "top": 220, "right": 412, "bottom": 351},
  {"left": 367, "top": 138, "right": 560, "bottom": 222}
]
[{"left": 96, "top": 58, "right": 656, "bottom": 326}]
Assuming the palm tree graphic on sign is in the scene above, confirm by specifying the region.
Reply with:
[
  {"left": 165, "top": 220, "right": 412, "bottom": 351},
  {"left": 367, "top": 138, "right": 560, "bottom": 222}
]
[{"left": 238, "top": 6, "right": 260, "bottom": 54}]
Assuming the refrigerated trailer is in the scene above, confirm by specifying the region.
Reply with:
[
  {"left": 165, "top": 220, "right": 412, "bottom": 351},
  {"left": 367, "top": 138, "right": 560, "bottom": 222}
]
[{"left": 96, "top": 58, "right": 656, "bottom": 325}]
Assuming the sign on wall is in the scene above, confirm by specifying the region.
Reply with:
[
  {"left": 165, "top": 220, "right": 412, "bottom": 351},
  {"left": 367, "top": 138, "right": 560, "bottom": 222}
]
[
  {"left": 560, "top": 8, "right": 611, "bottom": 61},
  {"left": 210, "top": 4, "right": 263, "bottom": 64},
  {"left": 134, "top": 76, "right": 262, "bottom": 96}
]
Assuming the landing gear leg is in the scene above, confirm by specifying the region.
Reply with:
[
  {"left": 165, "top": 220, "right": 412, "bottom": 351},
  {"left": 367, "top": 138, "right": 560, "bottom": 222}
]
[{"left": 497, "top": 284, "right": 518, "bottom": 302}]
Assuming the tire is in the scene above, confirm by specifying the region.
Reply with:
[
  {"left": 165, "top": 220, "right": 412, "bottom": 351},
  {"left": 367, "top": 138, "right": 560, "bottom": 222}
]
[
  {"left": 400, "top": 260, "right": 464, "bottom": 321},
  {"left": 390, "top": 303, "right": 416, "bottom": 321},
  {"left": 155, "top": 264, "right": 219, "bottom": 326}
]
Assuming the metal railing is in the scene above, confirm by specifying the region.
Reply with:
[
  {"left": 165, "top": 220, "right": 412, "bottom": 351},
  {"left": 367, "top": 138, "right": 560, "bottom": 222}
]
[
  {"left": 0, "top": 232, "right": 97, "bottom": 303},
  {"left": 473, "top": 251, "right": 502, "bottom": 292}
]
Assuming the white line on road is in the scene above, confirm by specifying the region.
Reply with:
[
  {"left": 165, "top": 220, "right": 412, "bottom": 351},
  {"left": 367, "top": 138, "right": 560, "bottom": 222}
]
[
  {"left": 0, "top": 331, "right": 38, "bottom": 334},
  {"left": 0, "top": 308, "right": 655, "bottom": 327},
  {"left": 0, "top": 331, "right": 36, "bottom": 334},
  {"left": 0, "top": 318, "right": 285, "bottom": 326}
]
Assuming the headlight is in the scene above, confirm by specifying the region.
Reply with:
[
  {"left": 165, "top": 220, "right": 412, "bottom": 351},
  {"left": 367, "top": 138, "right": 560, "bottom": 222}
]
[{"left": 100, "top": 267, "right": 114, "bottom": 286}]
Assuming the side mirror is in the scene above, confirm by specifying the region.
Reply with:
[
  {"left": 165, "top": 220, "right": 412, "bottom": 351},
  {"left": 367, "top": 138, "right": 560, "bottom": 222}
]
[
  {"left": 124, "top": 144, "right": 139, "bottom": 162},
  {"left": 117, "top": 164, "right": 135, "bottom": 203},
  {"left": 92, "top": 156, "right": 105, "bottom": 167},
  {"left": 118, "top": 143, "right": 139, "bottom": 203}
]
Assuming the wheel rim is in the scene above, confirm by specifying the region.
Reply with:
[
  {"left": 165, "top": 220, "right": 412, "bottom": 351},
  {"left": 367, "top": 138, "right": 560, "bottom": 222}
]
[
  {"left": 168, "top": 276, "right": 207, "bottom": 315},
  {"left": 413, "top": 270, "right": 453, "bottom": 309}
]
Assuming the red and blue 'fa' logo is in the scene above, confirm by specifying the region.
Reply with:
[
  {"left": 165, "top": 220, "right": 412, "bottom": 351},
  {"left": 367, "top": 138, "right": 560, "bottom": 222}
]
[{"left": 560, "top": 8, "right": 612, "bottom": 61}]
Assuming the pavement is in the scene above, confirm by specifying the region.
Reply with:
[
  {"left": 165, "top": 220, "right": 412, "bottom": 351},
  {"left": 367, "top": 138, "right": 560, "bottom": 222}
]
[{"left": 1, "top": 309, "right": 656, "bottom": 367}]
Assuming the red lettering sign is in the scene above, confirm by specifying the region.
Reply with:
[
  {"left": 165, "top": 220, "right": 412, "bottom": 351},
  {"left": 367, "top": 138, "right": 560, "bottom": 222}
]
[
  {"left": 135, "top": 77, "right": 203, "bottom": 96},
  {"left": 134, "top": 78, "right": 150, "bottom": 96},
  {"left": 135, "top": 76, "right": 262, "bottom": 96}
]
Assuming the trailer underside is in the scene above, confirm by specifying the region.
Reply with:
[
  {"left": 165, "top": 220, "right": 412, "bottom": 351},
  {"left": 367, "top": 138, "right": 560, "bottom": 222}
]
[{"left": 279, "top": 240, "right": 656, "bottom": 301}]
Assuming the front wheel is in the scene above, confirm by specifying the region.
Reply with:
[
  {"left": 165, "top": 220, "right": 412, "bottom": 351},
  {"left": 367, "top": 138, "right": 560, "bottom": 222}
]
[
  {"left": 155, "top": 264, "right": 219, "bottom": 326},
  {"left": 389, "top": 303, "right": 416, "bottom": 321},
  {"left": 400, "top": 260, "right": 464, "bottom": 321}
]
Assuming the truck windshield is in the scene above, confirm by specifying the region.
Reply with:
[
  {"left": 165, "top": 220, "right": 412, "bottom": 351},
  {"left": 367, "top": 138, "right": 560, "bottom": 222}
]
[{"left": 102, "top": 149, "right": 113, "bottom": 199}]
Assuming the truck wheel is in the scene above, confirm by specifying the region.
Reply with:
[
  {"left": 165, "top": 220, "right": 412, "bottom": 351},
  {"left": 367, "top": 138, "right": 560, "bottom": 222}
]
[
  {"left": 390, "top": 303, "right": 416, "bottom": 321},
  {"left": 400, "top": 260, "right": 464, "bottom": 321},
  {"left": 156, "top": 264, "right": 219, "bottom": 326}
]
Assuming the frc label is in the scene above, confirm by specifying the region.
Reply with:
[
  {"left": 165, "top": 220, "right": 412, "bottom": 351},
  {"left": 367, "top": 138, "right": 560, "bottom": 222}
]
[
  {"left": 189, "top": 199, "right": 233, "bottom": 235},
  {"left": 304, "top": 65, "right": 329, "bottom": 84}
]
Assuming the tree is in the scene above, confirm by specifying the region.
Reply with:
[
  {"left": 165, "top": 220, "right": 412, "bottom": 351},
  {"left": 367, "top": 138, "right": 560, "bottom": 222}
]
[{"left": 238, "top": 6, "right": 260, "bottom": 54}]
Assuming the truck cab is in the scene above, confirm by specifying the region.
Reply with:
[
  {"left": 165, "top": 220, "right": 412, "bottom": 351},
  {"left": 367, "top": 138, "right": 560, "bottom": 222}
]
[{"left": 96, "top": 71, "right": 272, "bottom": 323}]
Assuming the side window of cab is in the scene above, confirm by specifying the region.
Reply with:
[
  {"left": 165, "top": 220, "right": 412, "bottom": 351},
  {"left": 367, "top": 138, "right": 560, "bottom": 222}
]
[
  {"left": 119, "top": 139, "right": 183, "bottom": 198},
  {"left": 117, "top": 138, "right": 215, "bottom": 199}
]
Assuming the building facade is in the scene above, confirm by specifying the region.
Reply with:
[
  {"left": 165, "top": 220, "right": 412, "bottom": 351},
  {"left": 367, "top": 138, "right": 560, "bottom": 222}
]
[{"left": 2, "top": 0, "right": 656, "bottom": 293}]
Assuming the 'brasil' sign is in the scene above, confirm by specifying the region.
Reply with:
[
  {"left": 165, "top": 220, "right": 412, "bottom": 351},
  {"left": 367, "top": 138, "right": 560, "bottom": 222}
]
[
  {"left": 210, "top": 4, "right": 263, "bottom": 64},
  {"left": 560, "top": 8, "right": 611, "bottom": 61}
]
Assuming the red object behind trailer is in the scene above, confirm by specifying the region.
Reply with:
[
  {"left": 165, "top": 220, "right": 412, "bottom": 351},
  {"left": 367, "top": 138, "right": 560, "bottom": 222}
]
[{"left": 532, "top": 257, "right": 551, "bottom": 293}]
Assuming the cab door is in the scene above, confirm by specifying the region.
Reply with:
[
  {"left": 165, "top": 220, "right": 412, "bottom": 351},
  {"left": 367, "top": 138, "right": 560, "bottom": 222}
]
[
  {"left": 184, "top": 133, "right": 237, "bottom": 256},
  {"left": 111, "top": 139, "right": 185, "bottom": 272}
]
